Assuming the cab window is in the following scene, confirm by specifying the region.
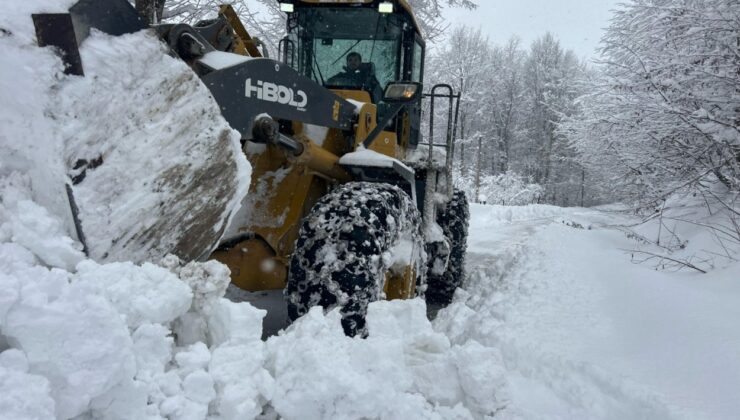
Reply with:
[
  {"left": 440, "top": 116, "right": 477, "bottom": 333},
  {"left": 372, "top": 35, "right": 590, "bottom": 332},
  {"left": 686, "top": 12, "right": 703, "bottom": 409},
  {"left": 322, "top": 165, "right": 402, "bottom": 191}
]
[{"left": 288, "top": 7, "right": 404, "bottom": 94}]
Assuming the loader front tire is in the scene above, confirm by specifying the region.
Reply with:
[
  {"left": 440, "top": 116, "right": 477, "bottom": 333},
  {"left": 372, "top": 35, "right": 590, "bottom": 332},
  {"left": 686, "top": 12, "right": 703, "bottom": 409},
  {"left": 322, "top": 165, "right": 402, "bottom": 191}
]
[
  {"left": 286, "top": 182, "right": 425, "bottom": 337},
  {"left": 426, "top": 189, "right": 470, "bottom": 305}
]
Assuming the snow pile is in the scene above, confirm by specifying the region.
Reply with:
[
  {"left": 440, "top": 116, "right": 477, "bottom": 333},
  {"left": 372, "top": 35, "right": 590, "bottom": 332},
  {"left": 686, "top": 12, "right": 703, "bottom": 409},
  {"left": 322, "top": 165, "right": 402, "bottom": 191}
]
[
  {"left": 1, "top": 2, "right": 262, "bottom": 418},
  {"left": 0, "top": 173, "right": 512, "bottom": 419},
  {"left": 0, "top": 171, "right": 512, "bottom": 419},
  {"left": 267, "top": 299, "right": 508, "bottom": 419},
  {"left": 0, "top": 0, "right": 77, "bottom": 231},
  {"left": 1, "top": 174, "right": 271, "bottom": 419}
]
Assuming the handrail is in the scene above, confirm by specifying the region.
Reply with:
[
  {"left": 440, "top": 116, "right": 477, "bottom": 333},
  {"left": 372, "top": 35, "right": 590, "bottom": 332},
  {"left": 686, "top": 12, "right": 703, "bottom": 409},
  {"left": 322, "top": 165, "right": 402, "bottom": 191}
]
[{"left": 420, "top": 84, "right": 461, "bottom": 195}]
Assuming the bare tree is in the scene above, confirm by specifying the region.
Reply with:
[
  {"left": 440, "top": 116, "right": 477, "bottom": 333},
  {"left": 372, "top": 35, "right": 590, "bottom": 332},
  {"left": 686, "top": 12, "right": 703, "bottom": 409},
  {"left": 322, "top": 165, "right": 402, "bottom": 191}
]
[{"left": 153, "top": 0, "right": 477, "bottom": 53}]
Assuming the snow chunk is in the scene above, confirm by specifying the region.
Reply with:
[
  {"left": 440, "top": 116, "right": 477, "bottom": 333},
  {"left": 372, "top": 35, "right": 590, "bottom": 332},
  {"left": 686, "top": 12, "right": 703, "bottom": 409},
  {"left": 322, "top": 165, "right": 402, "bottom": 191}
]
[
  {"left": 340, "top": 147, "right": 413, "bottom": 173},
  {"left": 169, "top": 258, "right": 263, "bottom": 347},
  {"left": 199, "top": 50, "right": 252, "bottom": 70},
  {"left": 0, "top": 363, "right": 55, "bottom": 420},
  {"left": 208, "top": 298, "right": 267, "bottom": 347},
  {"left": 132, "top": 323, "right": 173, "bottom": 380},
  {"left": 3, "top": 280, "right": 135, "bottom": 419},
  {"left": 0, "top": 175, "right": 84, "bottom": 271},
  {"left": 73, "top": 259, "right": 192, "bottom": 329},
  {"left": 209, "top": 342, "right": 273, "bottom": 420},
  {"left": 175, "top": 342, "right": 211, "bottom": 377},
  {"left": 182, "top": 369, "right": 215, "bottom": 405}
]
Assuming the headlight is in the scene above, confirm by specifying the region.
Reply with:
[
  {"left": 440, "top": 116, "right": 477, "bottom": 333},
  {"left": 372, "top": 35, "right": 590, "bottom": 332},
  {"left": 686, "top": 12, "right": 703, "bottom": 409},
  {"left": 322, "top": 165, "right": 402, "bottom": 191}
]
[
  {"left": 379, "top": 2, "right": 394, "bottom": 13},
  {"left": 279, "top": 3, "right": 294, "bottom": 13},
  {"left": 383, "top": 82, "right": 421, "bottom": 102}
]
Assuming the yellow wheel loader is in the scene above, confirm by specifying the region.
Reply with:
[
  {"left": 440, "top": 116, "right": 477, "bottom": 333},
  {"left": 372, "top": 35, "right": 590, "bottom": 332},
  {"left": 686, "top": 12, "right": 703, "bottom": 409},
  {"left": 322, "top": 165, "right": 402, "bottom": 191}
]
[{"left": 34, "top": 0, "right": 469, "bottom": 336}]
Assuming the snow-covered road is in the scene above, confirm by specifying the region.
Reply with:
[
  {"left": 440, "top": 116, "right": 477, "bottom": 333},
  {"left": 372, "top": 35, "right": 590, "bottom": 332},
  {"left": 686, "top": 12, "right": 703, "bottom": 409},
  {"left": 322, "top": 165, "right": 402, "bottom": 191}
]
[{"left": 443, "top": 204, "right": 740, "bottom": 419}]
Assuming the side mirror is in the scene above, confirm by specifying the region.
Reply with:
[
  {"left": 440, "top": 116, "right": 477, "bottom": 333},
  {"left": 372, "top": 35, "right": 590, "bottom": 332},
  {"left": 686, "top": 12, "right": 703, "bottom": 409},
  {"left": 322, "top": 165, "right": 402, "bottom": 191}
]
[{"left": 383, "top": 82, "right": 422, "bottom": 103}]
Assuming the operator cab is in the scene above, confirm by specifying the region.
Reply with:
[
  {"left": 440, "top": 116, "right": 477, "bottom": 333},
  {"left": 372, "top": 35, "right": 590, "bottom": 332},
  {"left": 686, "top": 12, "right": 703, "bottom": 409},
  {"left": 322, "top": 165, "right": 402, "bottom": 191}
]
[{"left": 281, "top": 0, "right": 425, "bottom": 138}]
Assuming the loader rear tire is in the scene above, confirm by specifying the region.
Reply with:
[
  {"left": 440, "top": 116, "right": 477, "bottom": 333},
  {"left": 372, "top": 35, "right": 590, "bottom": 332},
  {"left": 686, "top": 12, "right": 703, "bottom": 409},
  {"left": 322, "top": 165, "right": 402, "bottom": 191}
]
[
  {"left": 285, "top": 182, "right": 425, "bottom": 337},
  {"left": 426, "top": 189, "right": 469, "bottom": 305}
]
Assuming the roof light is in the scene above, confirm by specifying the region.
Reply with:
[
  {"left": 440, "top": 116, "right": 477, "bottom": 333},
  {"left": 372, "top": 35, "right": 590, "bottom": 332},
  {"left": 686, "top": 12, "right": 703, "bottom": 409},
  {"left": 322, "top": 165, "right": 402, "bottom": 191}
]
[
  {"left": 279, "top": 3, "right": 294, "bottom": 13},
  {"left": 378, "top": 2, "right": 393, "bottom": 13}
]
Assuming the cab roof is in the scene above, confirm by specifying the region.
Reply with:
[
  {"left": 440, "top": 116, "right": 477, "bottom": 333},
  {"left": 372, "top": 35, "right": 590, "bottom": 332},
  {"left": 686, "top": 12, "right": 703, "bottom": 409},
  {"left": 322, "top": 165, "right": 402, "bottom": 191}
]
[{"left": 286, "top": 0, "right": 422, "bottom": 38}]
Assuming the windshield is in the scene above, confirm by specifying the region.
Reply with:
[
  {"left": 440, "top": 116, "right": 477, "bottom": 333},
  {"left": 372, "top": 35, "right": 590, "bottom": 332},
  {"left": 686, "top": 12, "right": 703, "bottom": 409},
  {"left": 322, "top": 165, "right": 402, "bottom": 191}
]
[{"left": 287, "top": 7, "right": 404, "bottom": 101}]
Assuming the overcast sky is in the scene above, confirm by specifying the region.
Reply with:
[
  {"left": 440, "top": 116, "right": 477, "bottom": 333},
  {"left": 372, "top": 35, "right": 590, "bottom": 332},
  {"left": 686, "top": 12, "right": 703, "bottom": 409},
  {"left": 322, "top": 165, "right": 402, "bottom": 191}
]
[{"left": 442, "top": 0, "right": 621, "bottom": 59}]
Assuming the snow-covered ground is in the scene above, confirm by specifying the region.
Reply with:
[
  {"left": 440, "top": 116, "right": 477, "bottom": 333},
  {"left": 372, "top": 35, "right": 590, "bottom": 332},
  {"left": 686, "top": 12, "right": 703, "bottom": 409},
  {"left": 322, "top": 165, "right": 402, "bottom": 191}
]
[
  {"left": 3, "top": 1, "right": 740, "bottom": 418},
  {"left": 437, "top": 203, "right": 740, "bottom": 419},
  {"left": 3, "top": 178, "right": 740, "bottom": 419}
]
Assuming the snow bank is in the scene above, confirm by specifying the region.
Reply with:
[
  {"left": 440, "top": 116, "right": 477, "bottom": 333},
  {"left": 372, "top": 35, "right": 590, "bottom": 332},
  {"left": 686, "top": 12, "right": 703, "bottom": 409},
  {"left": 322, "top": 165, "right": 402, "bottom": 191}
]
[
  {"left": 0, "top": 177, "right": 511, "bottom": 419},
  {"left": 0, "top": 219, "right": 269, "bottom": 420},
  {"left": 1, "top": 1, "right": 260, "bottom": 418},
  {"left": 266, "top": 299, "right": 507, "bottom": 420},
  {"left": 1, "top": 170, "right": 271, "bottom": 418}
]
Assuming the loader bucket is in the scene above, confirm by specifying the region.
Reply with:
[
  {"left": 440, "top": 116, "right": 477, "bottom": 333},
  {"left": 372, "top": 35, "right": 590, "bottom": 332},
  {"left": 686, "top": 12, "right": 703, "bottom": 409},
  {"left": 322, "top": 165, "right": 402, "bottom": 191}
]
[{"left": 33, "top": 0, "right": 251, "bottom": 264}]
